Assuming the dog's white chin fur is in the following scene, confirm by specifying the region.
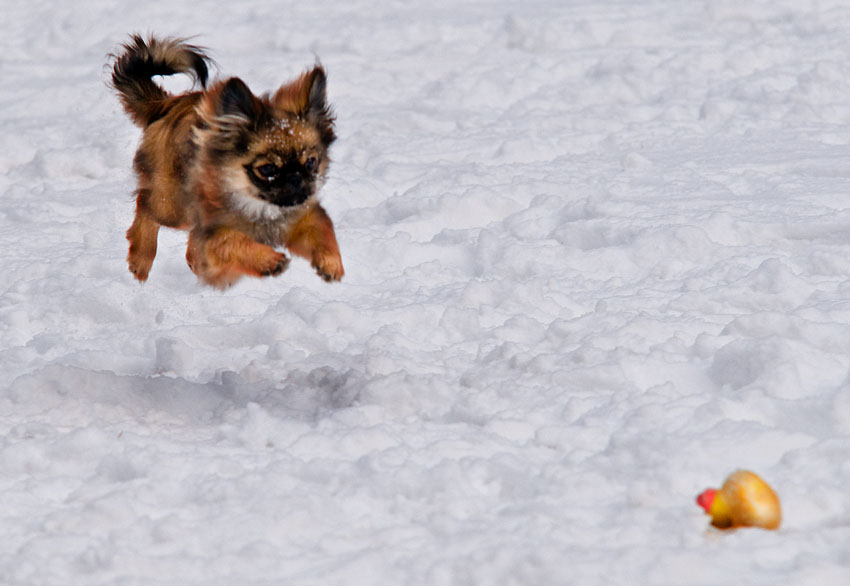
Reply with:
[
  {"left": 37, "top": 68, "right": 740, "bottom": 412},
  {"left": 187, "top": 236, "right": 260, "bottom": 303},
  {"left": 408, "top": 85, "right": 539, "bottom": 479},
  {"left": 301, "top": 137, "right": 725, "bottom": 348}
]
[
  {"left": 221, "top": 167, "right": 284, "bottom": 221},
  {"left": 221, "top": 166, "right": 323, "bottom": 225},
  {"left": 228, "top": 190, "right": 285, "bottom": 222}
]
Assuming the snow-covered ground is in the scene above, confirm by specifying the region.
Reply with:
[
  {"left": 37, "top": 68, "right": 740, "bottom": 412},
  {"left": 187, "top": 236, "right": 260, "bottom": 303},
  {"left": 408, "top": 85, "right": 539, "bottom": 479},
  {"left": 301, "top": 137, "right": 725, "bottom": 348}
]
[{"left": 3, "top": 0, "right": 850, "bottom": 584}]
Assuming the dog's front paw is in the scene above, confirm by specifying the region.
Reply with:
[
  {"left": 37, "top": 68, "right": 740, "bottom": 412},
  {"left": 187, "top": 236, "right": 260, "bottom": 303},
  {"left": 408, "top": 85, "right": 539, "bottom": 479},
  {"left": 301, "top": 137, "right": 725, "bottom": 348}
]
[
  {"left": 312, "top": 250, "right": 344, "bottom": 282},
  {"left": 262, "top": 253, "right": 290, "bottom": 277}
]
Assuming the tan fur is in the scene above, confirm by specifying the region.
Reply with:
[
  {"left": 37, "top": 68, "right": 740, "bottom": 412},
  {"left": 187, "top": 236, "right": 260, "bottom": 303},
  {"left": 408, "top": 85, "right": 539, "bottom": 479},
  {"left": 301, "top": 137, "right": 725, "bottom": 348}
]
[
  {"left": 111, "top": 35, "right": 342, "bottom": 289},
  {"left": 286, "top": 204, "right": 345, "bottom": 282}
]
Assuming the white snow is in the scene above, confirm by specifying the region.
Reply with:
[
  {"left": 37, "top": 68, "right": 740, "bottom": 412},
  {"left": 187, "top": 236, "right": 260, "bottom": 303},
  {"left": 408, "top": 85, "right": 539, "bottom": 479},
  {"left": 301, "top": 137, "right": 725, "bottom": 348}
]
[{"left": 3, "top": 0, "right": 850, "bottom": 584}]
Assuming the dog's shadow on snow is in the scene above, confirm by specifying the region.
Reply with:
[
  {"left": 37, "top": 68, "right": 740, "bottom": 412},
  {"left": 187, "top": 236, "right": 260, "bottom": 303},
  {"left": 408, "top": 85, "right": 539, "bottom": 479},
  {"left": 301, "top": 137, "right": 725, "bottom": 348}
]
[{"left": 9, "top": 363, "right": 363, "bottom": 428}]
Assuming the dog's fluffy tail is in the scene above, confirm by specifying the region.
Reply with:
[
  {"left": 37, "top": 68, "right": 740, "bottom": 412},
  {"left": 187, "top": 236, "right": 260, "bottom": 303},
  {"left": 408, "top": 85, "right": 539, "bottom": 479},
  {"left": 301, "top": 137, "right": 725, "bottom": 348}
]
[{"left": 111, "top": 35, "right": 210, "bottom": 127}]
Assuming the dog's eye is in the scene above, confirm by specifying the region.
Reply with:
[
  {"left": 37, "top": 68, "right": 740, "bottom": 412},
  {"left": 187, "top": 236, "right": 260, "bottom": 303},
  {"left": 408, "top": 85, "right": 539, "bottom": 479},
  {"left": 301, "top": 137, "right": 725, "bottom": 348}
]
[
  {"left": 255, "top": 163, "right": 279, "bottom": 181},
  {"left": 305, "top": 156, "right": 318, "bottom": 173}
]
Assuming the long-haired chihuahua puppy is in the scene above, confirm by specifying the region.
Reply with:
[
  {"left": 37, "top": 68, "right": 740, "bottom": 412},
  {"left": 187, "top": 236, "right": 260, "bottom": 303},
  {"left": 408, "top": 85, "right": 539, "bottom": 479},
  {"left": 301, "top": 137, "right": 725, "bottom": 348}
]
[{"left": 111, "top": 35, "right": 343, "bottom": 288}]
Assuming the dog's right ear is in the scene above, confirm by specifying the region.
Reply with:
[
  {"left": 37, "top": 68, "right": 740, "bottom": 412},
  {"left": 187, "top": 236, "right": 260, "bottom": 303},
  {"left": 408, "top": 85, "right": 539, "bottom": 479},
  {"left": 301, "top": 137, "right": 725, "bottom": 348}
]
[
  {"left": 199, "top": 77, "right": 262, "bottom": 131},
  {"left": 218, "top": 78, "right": 261, "bottom": 124}
]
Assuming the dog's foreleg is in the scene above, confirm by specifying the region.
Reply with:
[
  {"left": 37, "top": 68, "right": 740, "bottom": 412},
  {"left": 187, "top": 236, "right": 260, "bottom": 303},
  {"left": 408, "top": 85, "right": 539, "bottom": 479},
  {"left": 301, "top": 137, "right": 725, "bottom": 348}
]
[
  {"left": 188, "top": 227, "right": 289, "bottom": 288},
  {"left": 285, "top": 203, "right": 344, "bottom": 282}
]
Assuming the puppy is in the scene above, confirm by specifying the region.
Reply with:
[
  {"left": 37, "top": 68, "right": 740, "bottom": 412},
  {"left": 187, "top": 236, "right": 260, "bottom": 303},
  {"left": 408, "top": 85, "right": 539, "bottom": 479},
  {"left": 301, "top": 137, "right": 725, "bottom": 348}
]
[{"left": 110, "top": 35, "right": 343, "bottom": 288}]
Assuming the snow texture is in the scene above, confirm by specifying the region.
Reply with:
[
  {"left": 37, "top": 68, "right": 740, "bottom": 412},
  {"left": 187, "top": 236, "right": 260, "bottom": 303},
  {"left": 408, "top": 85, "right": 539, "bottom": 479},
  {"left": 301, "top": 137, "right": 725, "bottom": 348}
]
[{"left": 3, "top": 0, "right": 850, "bottom": 584}]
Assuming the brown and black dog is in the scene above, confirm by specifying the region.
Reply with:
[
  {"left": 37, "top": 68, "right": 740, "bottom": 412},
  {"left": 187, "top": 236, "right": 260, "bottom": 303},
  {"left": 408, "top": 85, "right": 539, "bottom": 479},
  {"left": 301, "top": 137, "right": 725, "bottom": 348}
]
[{"left": 111, "top": 35, "right": 343, "bottom": 288}]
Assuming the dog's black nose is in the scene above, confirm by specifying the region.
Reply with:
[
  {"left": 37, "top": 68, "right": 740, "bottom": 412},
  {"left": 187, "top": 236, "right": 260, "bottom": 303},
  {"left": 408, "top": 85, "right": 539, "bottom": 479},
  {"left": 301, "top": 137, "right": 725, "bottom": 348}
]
[{"left": 284, "top": 173, "right": 303, "bottom": 189}]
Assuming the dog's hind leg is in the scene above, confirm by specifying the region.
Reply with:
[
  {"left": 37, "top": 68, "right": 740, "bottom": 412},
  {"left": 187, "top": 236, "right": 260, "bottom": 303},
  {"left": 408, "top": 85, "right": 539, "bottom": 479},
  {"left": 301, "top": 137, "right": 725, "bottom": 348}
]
[{"left": 126, "top": 189, "right": 160, "bottom": 282}]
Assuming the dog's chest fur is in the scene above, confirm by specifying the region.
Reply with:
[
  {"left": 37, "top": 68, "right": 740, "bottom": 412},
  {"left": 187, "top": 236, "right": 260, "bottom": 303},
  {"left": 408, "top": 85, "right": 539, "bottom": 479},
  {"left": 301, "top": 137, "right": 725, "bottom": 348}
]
[{"left": 225, "top": 190, "right": 313, "bottom": 246}]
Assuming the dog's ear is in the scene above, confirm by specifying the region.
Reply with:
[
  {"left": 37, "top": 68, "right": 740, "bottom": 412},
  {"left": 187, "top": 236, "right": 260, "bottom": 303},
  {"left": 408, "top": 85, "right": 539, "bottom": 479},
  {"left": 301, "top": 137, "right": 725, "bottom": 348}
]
[
  {"left": 273, "top": 66, "right": 336, "bottom": 145},
  {"left": 302, "top": 67, "right": 328, "bottom": 120},
  {"left": 200, "top": 77, "right": 262, "bottom": 131},
  {"left": 218, "top": 78, "right": 261, "bottom": 122}
]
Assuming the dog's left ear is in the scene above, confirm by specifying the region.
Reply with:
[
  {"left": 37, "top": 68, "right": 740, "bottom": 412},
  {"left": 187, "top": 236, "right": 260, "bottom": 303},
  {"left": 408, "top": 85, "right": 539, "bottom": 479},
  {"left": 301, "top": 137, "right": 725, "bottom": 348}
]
[
  {"left": 302, "top": 67, "right": 328, "bottom": 120},
  {"left": 303, "top": 66, "right": 336, "bottom": 146},
  {"left": 274, "top": 66, "right": 336, "bottom": 145}
]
